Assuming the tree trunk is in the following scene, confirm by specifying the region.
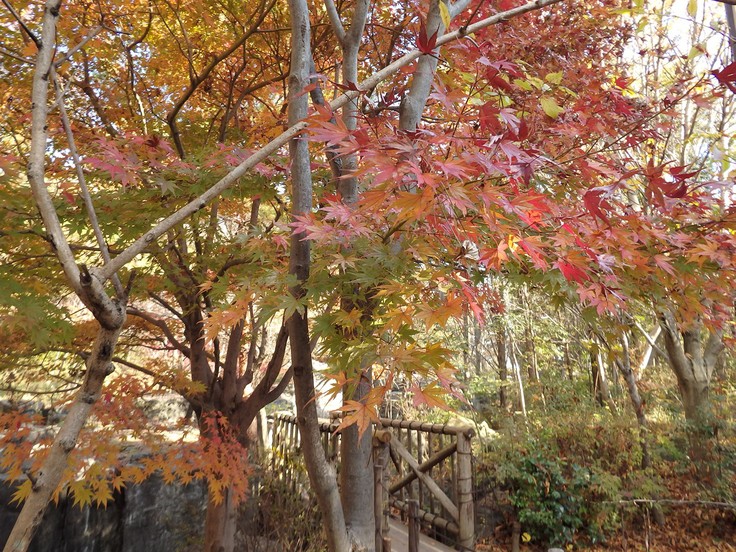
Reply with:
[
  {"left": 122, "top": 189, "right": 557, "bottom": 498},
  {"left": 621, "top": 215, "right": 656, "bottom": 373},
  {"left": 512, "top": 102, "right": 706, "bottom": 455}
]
[
  {"left": 679, "top": 378, "right": 712, "bottom": 465},
  {"left": 340, "top": 373, "right": 375, "bottom": 550},
  {"left": 328, "top": 2, "right": 375, "bottom": 547},
  {"left": 497, "top": 326, "right": 508, "bottom": 411},
  {"left": 510, "top": 343, "right": 527, "bottom": 419},
  {"left": 590, "top": 349, "right": 603, "bottom": 406},
  {"left": 521, "top": 288, "right": 539, "bottom": 382},
  {"left": 524, "top": 323, "right": 539, "bottom": 382},
  {"left": 286, "top": 0, "right": 350, "bottom": 548},
  {"left": 591, "top": 345, "right": 616, "bottom": 413},
  {"left": 4, "top": 324, "right": 125, "bottom": 552},
  {"left": 616, "top": 332, "right": 650, "bottom": 469},
  {"left": 6, "top": 3, "right": 129, "bottom": 546},
  {"left": 203, "top": 488, "right": 237, "bottom": 552},
  {"left": 474, "top": 321, "right": 483, "bottom": 375},
  {"left": 659, "top": 310, "right": 724, "bottom": 472},
  {"left": 563, "top": 342, "right": 573, "bottom": 380}
]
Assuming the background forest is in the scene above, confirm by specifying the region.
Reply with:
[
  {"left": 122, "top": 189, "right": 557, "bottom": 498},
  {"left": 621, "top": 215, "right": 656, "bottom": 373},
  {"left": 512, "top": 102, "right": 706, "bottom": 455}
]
[{"left": 0, "top": 0, "right": 734, "bottom": 550}]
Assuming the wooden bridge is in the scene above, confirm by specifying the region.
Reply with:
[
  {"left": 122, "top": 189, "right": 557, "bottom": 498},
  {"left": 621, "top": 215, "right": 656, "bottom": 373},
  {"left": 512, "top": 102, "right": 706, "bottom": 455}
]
[{"left": 269, "top": 414, "right": 475, "bottom": 551}]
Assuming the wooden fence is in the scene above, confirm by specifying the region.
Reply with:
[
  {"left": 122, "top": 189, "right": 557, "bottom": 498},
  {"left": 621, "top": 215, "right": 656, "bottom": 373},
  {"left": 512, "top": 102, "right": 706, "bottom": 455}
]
[{"left": 268, "top": 413, "right": 474, "bottom": 551}]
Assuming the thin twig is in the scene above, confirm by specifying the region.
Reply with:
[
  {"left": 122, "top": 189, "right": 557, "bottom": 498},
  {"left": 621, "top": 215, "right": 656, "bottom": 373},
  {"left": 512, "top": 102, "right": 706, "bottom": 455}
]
[
  {"left": 52, "top": 70, "right": 125, "bottom": 299},
  {"left": 54, "top": 25, "right": 103, "bottom": 66},
  {"left": 0, "top": 42, "right": 31, "bottom": 64},
  {"left": 612, "top": 498, "right": 736, "bottom": 509},
  {"left": 1, "top": 0, "right": 40, "bottom": 46}
]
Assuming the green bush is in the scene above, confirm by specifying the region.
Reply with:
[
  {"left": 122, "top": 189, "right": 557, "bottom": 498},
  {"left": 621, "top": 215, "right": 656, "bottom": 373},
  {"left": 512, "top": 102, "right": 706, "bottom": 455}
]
[{"left": 495, "top": 449, "right": 620, "bottom": 547}]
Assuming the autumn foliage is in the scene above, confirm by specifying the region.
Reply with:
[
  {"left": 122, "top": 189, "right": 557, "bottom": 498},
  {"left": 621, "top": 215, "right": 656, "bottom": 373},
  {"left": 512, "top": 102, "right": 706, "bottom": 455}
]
[{"left": 0, "top": 0, "right": 734, "bottom": 549}]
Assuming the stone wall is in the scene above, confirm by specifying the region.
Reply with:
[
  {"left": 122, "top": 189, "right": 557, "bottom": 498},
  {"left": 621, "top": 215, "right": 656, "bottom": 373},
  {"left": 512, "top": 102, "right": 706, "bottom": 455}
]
[{"left": 0, "top": 476, "right": 206, "bottom": 552}]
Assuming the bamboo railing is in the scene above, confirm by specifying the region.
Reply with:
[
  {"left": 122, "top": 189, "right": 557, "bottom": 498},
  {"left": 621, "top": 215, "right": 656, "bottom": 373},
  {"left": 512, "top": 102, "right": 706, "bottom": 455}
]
[{"left": 267, "top": 413, "right": 474, "bottom": 551}]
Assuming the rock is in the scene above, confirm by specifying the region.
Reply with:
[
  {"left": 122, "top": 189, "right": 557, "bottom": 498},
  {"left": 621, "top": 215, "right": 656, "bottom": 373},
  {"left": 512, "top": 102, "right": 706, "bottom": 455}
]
[{"left": 0, "top": 475, "right": 206, "bottom": 552}]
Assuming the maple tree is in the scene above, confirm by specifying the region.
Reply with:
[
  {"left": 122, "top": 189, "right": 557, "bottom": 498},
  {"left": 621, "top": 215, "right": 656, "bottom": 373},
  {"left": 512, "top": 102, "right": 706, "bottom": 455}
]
[
  {"left": 604, "top": 0, "right": 736, "bottom": 466},
  {"left": 1, "top": 1, "right": 297, "bottom": 550},
  {"left": 0, "top": 0, "right": 734, "bottom": 551}
]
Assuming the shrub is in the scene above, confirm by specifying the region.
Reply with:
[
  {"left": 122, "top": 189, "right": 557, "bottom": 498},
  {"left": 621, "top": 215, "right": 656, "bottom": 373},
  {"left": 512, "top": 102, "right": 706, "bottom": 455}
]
[{"left": 494, "top": 449, "right": 621, "bottom": 547}]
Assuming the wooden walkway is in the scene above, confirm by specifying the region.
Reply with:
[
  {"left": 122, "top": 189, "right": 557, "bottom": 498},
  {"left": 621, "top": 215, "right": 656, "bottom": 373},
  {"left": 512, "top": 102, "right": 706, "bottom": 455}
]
[{"left": 387, "top": 518, "right": 456, "bottom": 551}]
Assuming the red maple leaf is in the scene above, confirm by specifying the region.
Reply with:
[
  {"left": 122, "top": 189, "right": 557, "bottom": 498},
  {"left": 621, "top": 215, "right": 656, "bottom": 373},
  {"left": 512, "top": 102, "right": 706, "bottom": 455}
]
[
  {"left": 555, "top": 259, "right": 589, "bottom": 284},
  {"left": 713, "top": 60, "right": 736, "bottom": 93},
  {"left": 417, "top": 19, "right": 438, "bottom": 55},
  {"left": 583, "top": 189, "right": 611, "bottom": 224}
]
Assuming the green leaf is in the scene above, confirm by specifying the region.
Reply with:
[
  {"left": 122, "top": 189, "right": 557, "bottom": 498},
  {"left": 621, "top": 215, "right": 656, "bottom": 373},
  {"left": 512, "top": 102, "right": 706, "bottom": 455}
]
[
  {"left": 540, "top": 96, "right": 563, "bottom": 118},
  {"left": 278, "top": 292, "right": 306, "bottom": 320},
  {"left": 545, "top": 72, "right": 563, "bottom": 85},
  {"left": 513, "top": 78, "right": 533, "bottom": 91}
]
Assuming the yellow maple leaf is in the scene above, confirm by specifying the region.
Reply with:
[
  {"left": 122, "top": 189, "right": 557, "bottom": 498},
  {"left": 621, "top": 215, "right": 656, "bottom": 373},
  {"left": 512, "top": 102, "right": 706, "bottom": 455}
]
[
  {"left": 10, "top": 479, "right": 32, "bottom": 506},
  {"left": 439, "top": 1, "right": 451, "bottom": 29},
  {"left": 540, "top": 96, "right": 563, "bottom": 118}
]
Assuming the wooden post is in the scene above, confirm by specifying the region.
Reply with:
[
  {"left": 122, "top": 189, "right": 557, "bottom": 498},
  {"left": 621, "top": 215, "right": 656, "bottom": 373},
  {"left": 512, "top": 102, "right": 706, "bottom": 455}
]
[
  {"left": 511, "top": 518, "right": 521, "bottom": 552},
  {"left": 388, "top": 437, "right": 458, "bottom": 521},
  {"left": 373, "top": 430, "right": 392, "bottom": 552},
  {"left": 374, "top": 456, "right": 383, "bottom": 552},
  {"left": 408, "top": 499, "right": 419, "bottom": 552},
  {"left": 456, "top": 428, "right": 475, "bottom": 551}
]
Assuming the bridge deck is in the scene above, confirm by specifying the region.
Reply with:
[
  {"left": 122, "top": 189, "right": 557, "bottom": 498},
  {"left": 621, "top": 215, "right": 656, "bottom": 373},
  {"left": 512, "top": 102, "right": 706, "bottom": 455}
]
[{"left": 386, "top": 518, "right": 456, "bottom": 551}]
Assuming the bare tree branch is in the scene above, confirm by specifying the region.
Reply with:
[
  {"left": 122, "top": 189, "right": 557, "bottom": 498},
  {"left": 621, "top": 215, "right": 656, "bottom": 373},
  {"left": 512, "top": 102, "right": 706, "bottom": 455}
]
[
  {"left": 148, "top": 292, "right": 185, "bottom": 321},
  {"left": 0, "top": 42, "right": 31, "bottom": 64},
  {"left": 323, "top": 0, "right": 346, "bottom": 44},
  {"left": 126, "top": 307, "right": 191, "bottom": 357},
  {"left": 1, "top": 0, "right": 40, "bottom": 46},
  {"left": 54, "top": 24, "right": 102, "bottom": 66},
  {"left": 166, "top": 0, "right": 277, "bottom": 157}
]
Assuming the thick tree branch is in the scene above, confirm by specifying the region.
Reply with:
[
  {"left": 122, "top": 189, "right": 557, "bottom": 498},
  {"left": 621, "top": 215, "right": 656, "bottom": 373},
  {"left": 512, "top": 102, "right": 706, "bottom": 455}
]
[
  {"left": 345, "top": 0, "right": 369, "bottom": 45},
  {"left": 221, "top": 320, "right": 244, "bottom": 408},
  {"left": 126, "top": 307, "right": 191, "bottom": 357},
  {"left": 659, "top": 310, "right": 691, "bottom": 380},
  {"left": 26, "top": 1, "right": 82, "bottom": 297},
  {"left": 324, "top": 0, "right": 346, "bottom": 44},
  {"left": 449, "top": 0, "right": 473, "bottom": 18},
  {"left": 703, "top": 330, "right": 725, "bottom": 371},
  {"left": 260, "top": 365, "right": 293, "bottom": 405},
  {"left": 629, "top": 318, "right": 667, "bottom": 359},
  {"left": 238, "top": 324, "right": 289, "bottom": 398}
]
